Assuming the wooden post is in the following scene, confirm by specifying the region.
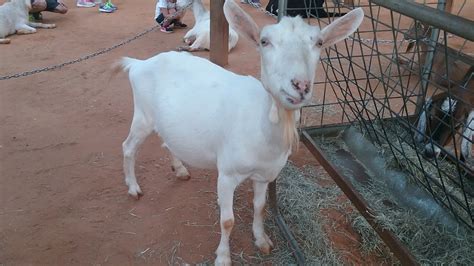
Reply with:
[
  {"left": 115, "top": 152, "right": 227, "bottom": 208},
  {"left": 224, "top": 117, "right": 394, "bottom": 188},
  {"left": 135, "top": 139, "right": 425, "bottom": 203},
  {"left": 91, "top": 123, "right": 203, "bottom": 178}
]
[{"left": 210, "top": 0, "right": 229, "bottom": 66}]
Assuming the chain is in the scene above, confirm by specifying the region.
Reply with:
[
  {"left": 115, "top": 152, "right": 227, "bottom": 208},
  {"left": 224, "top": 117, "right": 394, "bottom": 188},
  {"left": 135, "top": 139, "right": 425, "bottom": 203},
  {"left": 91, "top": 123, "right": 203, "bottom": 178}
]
[{"left": 0, "top": 24, "right": 159, "bottom": 81}]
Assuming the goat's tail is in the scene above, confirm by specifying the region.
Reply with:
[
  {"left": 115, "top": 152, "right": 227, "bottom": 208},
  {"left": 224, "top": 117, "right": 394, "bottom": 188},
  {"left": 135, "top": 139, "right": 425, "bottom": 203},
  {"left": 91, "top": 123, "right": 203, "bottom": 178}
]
[
  {"left": 120, "top": 57, "right": 141, "bottom": 73},
  {"left": 109, "top": 57, "right": 141, "bottom": 82}
]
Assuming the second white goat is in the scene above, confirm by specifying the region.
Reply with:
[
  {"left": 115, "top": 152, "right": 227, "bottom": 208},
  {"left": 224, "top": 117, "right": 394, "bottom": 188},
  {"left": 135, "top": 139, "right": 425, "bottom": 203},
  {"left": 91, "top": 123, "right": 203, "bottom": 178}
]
[
  {"left": 0, "top": 0, "right": 56, "bottom": 44},
  {"left": 120, "top": 1, "right": 363, "bottom": 264},
  {"left": 177, "top": 0, "right": 239, "bottom": 52}
]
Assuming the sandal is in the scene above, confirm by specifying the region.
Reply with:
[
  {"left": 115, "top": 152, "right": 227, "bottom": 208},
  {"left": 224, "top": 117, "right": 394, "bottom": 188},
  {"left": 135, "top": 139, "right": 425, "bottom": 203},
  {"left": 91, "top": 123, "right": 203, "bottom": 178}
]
[{"left": 173, "top": 21, "right": 187, "bottom": 28}]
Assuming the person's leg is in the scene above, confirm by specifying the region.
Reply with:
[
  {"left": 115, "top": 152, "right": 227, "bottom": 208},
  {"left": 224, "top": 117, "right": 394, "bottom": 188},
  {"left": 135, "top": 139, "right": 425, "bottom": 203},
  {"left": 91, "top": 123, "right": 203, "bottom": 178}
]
[
  {"left": 173, "top": 9, "right": 187, "bottom": 28},
  {"left": 45, "top": 0, "right": 68, "bottom": 14},
  {"left": 30, "top": 0, "right": 47, "bottom": 13},
  {"left": 155, "top": 14, "right": 173, "bottom": 33},
  {"left": 155, "top": 13, "right": 165, "bottom": 25}
]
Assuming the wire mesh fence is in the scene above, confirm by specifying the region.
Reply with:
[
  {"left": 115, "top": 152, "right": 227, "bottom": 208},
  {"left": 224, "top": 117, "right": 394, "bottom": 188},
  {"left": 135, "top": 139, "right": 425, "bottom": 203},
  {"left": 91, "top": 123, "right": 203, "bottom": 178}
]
[{"left": 292, "top": 0, "right": 474, "bottom": 231}]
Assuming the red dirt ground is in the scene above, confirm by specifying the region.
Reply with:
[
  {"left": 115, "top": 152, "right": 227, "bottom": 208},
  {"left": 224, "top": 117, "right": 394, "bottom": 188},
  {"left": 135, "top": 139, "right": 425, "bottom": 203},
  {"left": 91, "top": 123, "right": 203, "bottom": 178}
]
[{"left": 1, "top": 0, "right": 386, "bottom": 264}]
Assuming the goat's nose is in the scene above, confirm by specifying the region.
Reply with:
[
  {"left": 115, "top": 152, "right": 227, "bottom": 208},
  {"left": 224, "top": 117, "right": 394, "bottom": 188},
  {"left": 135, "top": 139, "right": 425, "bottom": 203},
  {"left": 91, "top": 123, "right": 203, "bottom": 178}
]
[{"left": 291, "top": 79, "right": 310, "bottom": 94}]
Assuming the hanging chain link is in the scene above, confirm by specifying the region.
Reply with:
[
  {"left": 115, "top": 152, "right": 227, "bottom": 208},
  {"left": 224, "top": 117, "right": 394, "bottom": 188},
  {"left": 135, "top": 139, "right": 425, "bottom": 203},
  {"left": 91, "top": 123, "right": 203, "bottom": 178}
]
[{"left": 0, "top": 24, "right": 159, "bottom": 81}]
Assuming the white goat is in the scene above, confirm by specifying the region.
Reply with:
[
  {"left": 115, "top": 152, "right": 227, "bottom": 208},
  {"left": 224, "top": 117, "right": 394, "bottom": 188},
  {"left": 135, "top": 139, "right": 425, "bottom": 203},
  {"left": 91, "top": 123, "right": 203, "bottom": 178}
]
[
  {"left": 176, "top": 0, "right": 239, "bottom": 52},
  {"left": 0, "top": 0, "right": 56, "bottom": 44},
  {"left": 119, "top": 0, "right": 363, "bottom": 264}
]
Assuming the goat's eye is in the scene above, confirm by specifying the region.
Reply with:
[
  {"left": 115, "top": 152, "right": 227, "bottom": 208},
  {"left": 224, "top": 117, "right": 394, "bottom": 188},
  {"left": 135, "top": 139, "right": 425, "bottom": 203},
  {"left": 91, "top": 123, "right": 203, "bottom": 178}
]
[{"left": 260, "top": 38, "right": 270, "bottom": 47}]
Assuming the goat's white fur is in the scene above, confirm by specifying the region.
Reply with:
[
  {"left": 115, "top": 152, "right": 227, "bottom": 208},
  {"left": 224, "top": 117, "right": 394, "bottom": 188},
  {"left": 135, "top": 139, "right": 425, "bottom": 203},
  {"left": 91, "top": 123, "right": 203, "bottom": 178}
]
[
  {"left": 177, "top": 0, "right": 238, "bottom": 51},
  {"left": 0, "top": 0, "right": 56, "bottom": 44},
  {"left": 120, "top": 1, "right": 363, "bottom": 264},
  {"left": 461, "top": 111, "right": 474, "bottom": 160}
]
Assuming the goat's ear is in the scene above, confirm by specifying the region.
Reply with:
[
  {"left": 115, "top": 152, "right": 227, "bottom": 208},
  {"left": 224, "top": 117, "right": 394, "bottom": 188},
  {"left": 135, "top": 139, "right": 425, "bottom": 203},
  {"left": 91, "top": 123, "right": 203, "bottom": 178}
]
[
  {"left": 320, "top": 8, "right": 364, "bottom": 48},
  {"left": 224, "top": 0, "right": 260, "bottom": 46}
]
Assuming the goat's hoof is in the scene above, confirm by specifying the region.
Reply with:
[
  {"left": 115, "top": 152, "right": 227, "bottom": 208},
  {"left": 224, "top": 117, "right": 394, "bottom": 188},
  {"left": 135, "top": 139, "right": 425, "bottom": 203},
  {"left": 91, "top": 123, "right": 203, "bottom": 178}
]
[
  {"left": 127, "top": 184, "right": 143, "bottom": 199},
  {"left": 49, "top": 24, "right": 57, "bottom": 29},
  {"left": 177, "top": 175, "right": 191, "bottom": 181},
  {"left": 172, "top": 166, "right": 191, "bottom": 180},
  {"left": 256, "top": 234, "right": 274, "bottom": 255}
]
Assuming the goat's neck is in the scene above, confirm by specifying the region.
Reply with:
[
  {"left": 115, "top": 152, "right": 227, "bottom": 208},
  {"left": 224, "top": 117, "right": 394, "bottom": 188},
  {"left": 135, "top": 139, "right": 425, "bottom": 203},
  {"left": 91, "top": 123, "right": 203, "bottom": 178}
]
[
  {"left": 14, "top": 0, "right": 29, "bottom": 10},
  {"left": 192, "top": 0, "right": 208, "bottom": 21}
]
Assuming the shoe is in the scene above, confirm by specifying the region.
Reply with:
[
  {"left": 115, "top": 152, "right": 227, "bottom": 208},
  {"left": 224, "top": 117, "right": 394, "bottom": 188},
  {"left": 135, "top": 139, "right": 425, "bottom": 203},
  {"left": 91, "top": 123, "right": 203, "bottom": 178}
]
[
  {"left": 99, "top": 3, "right": 114, "bottom": 12},
  {"left": 249, "top": 0, "right": 261, "bottom": 7},
  {"left": 105, "top": 2, "right": 117, "bottom": 10},
  {"left": 173, "top": 21, "right": 187, "bottom": 28},
  {"left": 77, "top": 0, "right": 96, "bottom": 7},
  {"left": 160, "top": 26, "right": 173, "bottom": 33}
]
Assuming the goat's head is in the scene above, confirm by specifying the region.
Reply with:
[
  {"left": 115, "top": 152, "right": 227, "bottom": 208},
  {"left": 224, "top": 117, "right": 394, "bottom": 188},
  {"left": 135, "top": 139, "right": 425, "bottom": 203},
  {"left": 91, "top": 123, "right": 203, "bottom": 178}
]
[{"left": 224, "top": 0, "right": 364, "bottom": 110}]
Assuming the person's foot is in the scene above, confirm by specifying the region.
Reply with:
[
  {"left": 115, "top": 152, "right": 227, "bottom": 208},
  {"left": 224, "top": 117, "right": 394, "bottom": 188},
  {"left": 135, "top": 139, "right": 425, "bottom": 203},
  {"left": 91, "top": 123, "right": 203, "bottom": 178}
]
[
  {"left": 160, "top": 26, "right": 173, "bottom": 33},
  {"left": 77, "top": 0, "right": 96, "bottom": 8},
  {"left": 173, "top": 21, "right": 187, "bottom": 28},
  {"left": 105, "top": 1, "right": 117, "bottom": 10},
  {"left": 99, "top": 3, "right": 114, "bottom": 12}
]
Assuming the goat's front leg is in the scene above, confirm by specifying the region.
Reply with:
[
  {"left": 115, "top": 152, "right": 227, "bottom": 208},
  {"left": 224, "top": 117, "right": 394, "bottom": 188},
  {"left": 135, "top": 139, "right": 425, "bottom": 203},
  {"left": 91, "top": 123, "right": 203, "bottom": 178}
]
[
  {"left": 176, "top": 45, "right": 207, "bottom": 52},
  {"left": 0, "top": 38, "right": 11, "bottom": 44},
  {"left": 215, "top": 175, "right": 239, "bottom": 265},
  {"left": 252, "top": 181, "right": 273, "bottom": 254},
  {"left": 15, "top": 24, "right": 36, "bottom": 35},
  {"left": 28, "top": 22, "right": 56, "bottom": 29},
  {"left": 183, "top": 35, "right": 196, "bottom": 45}
]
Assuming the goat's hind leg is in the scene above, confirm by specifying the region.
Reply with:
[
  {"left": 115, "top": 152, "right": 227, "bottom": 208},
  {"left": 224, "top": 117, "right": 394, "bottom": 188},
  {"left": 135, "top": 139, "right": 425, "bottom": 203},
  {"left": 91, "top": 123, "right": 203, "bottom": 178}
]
[
  {"left": 122, "top": 113, "right": 153, "bottom": 198},
  {"left": 252, "top": 181, "right": 273, "bottom": 254},
  {"left": 0, "top": 38, "right": 11, "bottom": 44},
  {"left": 162, "top": 143, "right": 191, "bottom": 180}
]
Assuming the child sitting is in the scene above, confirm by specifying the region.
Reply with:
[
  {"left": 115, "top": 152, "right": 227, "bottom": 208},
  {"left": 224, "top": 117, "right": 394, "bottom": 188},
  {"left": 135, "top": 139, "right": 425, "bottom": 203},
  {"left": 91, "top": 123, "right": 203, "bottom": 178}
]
[{"left": 155, "top": 0, "right": 187, "bottom": 33}]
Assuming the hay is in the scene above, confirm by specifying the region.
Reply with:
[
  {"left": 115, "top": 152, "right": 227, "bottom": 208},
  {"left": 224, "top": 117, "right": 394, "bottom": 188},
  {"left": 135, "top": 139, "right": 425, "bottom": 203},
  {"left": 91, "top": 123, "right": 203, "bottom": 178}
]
[
  {"left": 229, "top": 162, "right": 348, "bottom": 264},
  {"left": 312, "top": 126, "right": 474, "bottom": 264}
]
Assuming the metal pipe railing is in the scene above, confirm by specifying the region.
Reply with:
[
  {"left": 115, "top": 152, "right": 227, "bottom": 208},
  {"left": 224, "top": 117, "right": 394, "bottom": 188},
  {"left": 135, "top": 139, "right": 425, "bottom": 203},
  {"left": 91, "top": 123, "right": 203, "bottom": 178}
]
[{"left": 371, "top": 0, "right": 474, "bottom": 41}]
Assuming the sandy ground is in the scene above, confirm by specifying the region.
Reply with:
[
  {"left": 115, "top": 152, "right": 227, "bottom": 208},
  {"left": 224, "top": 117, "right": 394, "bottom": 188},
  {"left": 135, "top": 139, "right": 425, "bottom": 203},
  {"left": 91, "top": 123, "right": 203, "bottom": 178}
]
[{"left": 0, "top": 0, "right": 438, "bottom": 264}]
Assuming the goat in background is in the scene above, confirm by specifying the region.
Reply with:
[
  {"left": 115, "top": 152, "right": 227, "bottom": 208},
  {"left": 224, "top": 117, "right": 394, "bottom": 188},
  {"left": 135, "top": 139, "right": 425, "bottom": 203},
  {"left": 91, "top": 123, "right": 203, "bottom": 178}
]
[
  {"left": 176, "top": 0, "right": 239, "bottom": 52},
  {"left": 0, "top": 0, "right": 56, "bottom": 44},
  {"left": 404, "top": 22, "right": 474, "bottom": 164}
]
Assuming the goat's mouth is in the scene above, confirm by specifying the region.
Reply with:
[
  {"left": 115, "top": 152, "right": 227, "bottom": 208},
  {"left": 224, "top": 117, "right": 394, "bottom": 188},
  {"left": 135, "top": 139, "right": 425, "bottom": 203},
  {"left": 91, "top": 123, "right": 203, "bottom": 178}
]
[{"left": 281, "top": 90, "right": 304, "bottom": 105}]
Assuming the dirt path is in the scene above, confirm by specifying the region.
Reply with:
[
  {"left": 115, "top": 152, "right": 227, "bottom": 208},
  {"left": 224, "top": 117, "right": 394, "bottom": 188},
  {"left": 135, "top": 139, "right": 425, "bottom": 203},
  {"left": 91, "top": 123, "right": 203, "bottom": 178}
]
[{"left": 0, "top": 0, "right": 384, "bottom": 264}]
